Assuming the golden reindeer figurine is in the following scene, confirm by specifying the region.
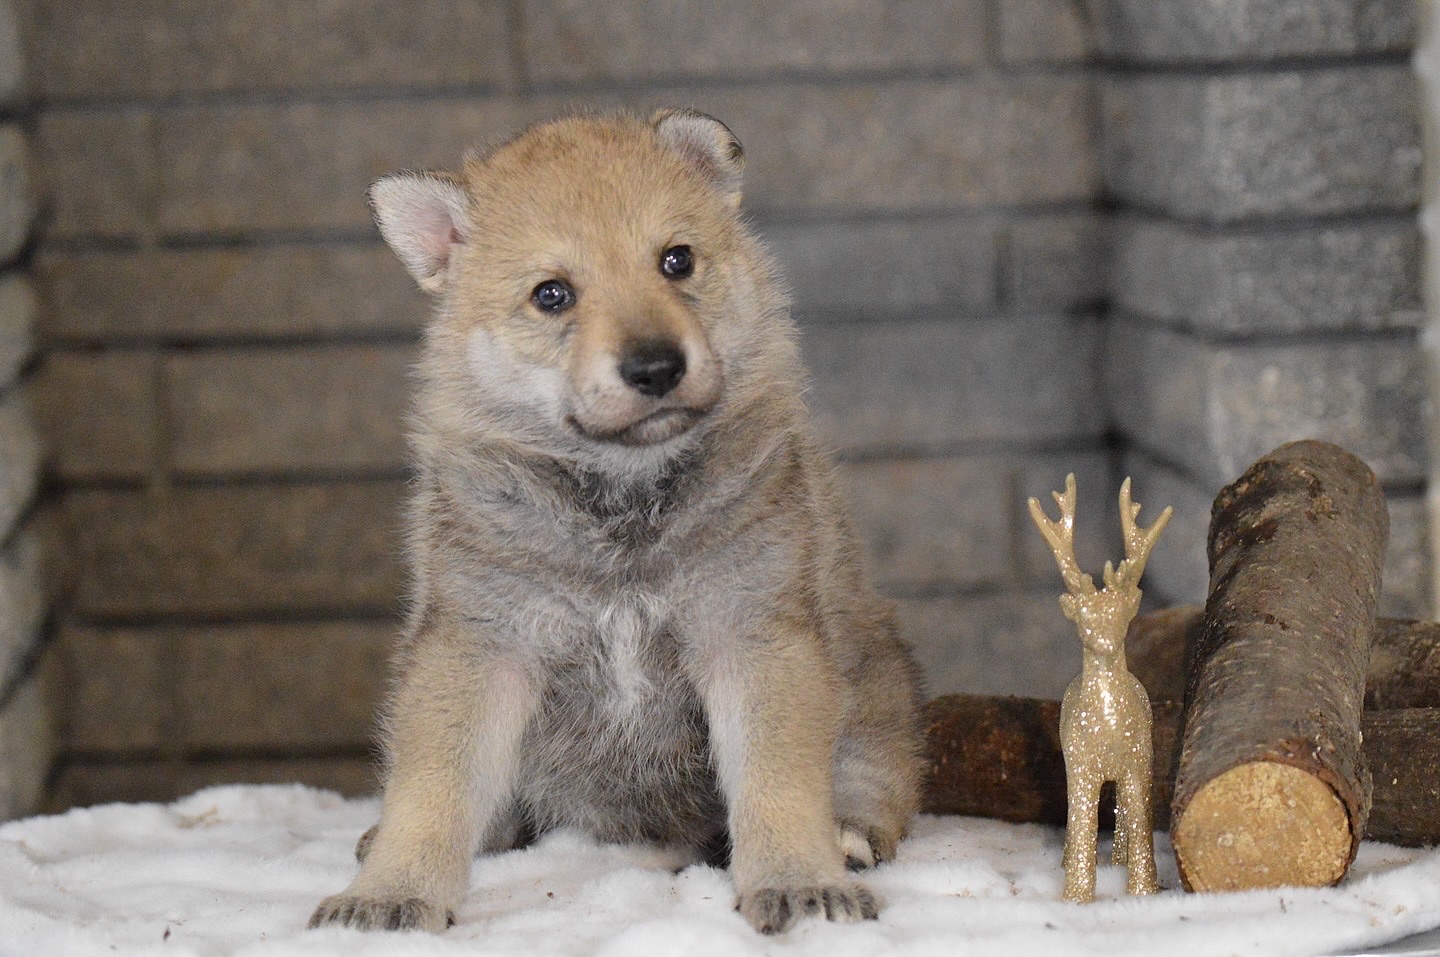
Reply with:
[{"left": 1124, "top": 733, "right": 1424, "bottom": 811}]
[{"left": 1028, "top": 474, "right": 1171, "bottom": 903}]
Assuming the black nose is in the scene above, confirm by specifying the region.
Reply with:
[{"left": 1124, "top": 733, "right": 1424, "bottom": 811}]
[{"left": 619, "top": 342, "right": 687, "bottom": 397}]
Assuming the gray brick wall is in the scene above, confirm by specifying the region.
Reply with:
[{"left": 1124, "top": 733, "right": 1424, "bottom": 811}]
[
  {"left": 19, "top": 0, "right": 1433, "bottom": 808},
  {"left": 1099, "top": 0, "right": 1431, "bottom": 617},
  {"left": 0, "top": 0, "right": 52, "bottom": 822}
]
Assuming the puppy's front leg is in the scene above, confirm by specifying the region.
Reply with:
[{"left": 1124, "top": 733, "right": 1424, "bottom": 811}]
[
  {"left": 310, "top": 620, "right": 536, "bottom": 932},
  {"left": 696, "top": 628, "right": 874, "bottom": 934}
]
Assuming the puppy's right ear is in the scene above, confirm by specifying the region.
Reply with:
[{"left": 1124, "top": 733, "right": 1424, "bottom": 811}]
[{"left": 368, "top": 171, "right": 470, "bottom": 295}]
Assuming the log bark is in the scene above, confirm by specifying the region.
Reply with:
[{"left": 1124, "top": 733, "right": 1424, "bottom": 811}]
[
  {"left": 1364, "top": 709, "right": 1440, "bottom": 845},
  {"left": 1365, "top": 621, "right": 1440, "bottom": 711},
  {"left": 1172, "top": 441, "right": 1387, "bottom": 892},
  {"left": 922, "top": 694, "right": 1440, "bottom": 846},
  {"left": 1122, "top": 607, "right": 1440, "bottom": 711},
  {"left": 922, "top": 695, "right": 1066, "bottom": 826}
]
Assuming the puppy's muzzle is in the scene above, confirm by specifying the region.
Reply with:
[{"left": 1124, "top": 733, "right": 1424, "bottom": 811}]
[{"left": 619, "top": 340, "right": 687, "bottom": 398}]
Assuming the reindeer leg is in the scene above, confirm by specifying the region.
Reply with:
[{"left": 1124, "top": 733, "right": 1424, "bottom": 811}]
[
  {"left": 1119, "top": 766, "right": 1158, "bottom": 895},
  {"left": 1063, "top": 770, "right": 1100, "bottom": 903}
]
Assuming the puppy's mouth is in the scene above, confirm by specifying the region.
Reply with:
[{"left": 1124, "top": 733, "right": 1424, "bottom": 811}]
[{"left": 567, "top": 407, "right": 708, "bottom": 447}]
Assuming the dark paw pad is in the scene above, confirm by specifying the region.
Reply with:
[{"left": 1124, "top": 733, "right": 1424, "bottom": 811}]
[
  {"left": 742, "top": 889, "right": 794, "bottom": 935},
  {"left": 822, "top": 886, "right": 878, "bottom": 921},
  {"left": 738, "top": 884, "right": 879, "bottom": 934},
  {"left": 308, "top": 894, "right": 451, "bottom": 933}
]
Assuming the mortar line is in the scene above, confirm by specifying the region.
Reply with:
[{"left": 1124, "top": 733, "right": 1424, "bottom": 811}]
[{"left": 26, "top": 62, "right": 1100, "bottom": 112}]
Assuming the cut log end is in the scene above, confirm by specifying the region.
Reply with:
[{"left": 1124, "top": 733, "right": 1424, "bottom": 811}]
[{"left": 1173, "top": 761, "right": 1351, "bottom": 892}]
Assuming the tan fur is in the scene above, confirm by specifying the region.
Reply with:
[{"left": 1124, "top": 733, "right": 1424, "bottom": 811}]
[{"left": 309, "top": 111, "right": 924, "bottom": 936}]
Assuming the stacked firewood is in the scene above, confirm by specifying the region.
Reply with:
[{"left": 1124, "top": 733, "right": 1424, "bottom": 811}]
[{"left": 923, "top": 441, "right": 1440, "bottom": 891}]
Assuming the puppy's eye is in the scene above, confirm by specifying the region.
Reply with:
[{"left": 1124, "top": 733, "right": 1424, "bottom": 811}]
[
  {"left": 531, "top": 279, "right": 576, "bottom": 312},
  {"left": 659, "top": 245, "right": 694, "bottom": 279}
]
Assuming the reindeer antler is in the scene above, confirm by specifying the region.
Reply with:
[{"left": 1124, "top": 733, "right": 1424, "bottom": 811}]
[
  {"left": 1027, "top": 473, "right": 1096, "bottom": 595},
  {"left": 1104, "top": 477, "right": 1173, "bottom": 591}
]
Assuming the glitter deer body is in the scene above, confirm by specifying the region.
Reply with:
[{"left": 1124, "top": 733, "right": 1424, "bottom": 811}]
[{"left": 1028, "top": 474, "right": 1171, "bottom": 903}]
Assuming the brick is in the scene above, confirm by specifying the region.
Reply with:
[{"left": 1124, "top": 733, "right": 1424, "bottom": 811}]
[
  {"left": 36, "top": 244, "right": 426, "bottom": 344},
  {"left": 31, "top": 498, "right": 70, "bottom": 606},
  {"left": 896, "top": 589, "right": 1076, "bottom": 699},
  {"left": 0, "top": 526, "right": 43, "bottom": 696},
  {"left": 1382, "top": 495, "right": 1433, "bottom": 619},
  {"left": 155, "top": 98, "right": 547, "bottom": 236},
  {"left": 1013, "top": 451, "right": 1124, "bottom": 588},
  {"left": 997, "top": 0, "right": 1094, "bottom": 63},
  {"left": 33, "top": 350, "right": 157, "bottom": 482},
  {"left": 48, "top": 756, "right": 377, "bottom": 812},
  {"left": 55, "top": 626, "right": 167, "bottom": 753},
  {"left": 842, "top": 457, "right": 1010, "bottom": 592},
  {"left": 1105, "top": 318, "right": 1428, "bottom": 488},
  {"left": 176, "top": 620, "right": 392, "bottom": 751},
  {"left": 0, "top": 387, "right": 39, "bottom": 532},
  {"left": 761, "top": 216, "right": 997, "bottom": 323},
  {"left": 1102, "top": 67, "right": 1421, "bottom": 222},
  {"left": 804, "top": 315, "right": 1104, "bottom": 453},
  {"left": 0, "top": 0, "right": 21, "bottom": 106},
  {"left": 843, "top": 450, "right": 1114, "bottom": 594},
  {"left": 30, "top": 0, "right": 510, "bottom": 100},
  {"left": 1091, "top": 0, "right": 1414, "bottom": 64},
  {"left": 1115, "top": 452, "right": 1214, "bottom": 609},
  {"left": 1001, "top": 212, "right": 1104, "bottom": 312},
  {"left": 174, "top": 757, "right": 378, "bottom": 799},
  {"left": 34, "top": 110, "right": 151, "bottom": 241},
  {"left": 684, "top": 78, "right": 1097, "bottom": 216},
  {"left": 0, "top": 670, "right": 52, "bottom": 819},
  {"left": 521, "top": 0, "right": 987, "bottom": 83},
  {"left": 0, "top": 124, "right": 30, "bottom": 262},
  {"left": 68, "top": 481, "right": 406, "bottom": 618},
  {"left": 1109, "top": 215, "right": 1423, "bottom": 334},
  {"left": 0, "top": 273, "right": 34, "bottom": 389},
  {"left": 165, "top": 344, "right": 413, "bottom": 477},
  {"left": 155, "top": 79, "right": 1096, "bottom": 234},
  {"left": 45, "top": 761, "right": 179, "bottom": 810}
]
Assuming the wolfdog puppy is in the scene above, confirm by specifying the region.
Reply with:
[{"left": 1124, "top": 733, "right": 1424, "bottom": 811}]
[{"left": 309, "top": 110, "right": 924, "bottom": 935}]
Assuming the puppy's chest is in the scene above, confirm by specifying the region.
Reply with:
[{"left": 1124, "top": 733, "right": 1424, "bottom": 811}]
[{"left": 547, "top": 595, "right": 690, "bottom": 717}]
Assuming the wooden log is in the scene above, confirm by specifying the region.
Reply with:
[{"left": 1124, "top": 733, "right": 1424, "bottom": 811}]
[
  {"left": 1365, "top": 621, "right": 1440, "bottom": 711},
  {"left": 922, "top": 694, "right": 1440, "bottom": 846},
  {"left": 1124, "top": 606, "right": 1202, "bottom": 704},
  {"left": 1172, "top": 441, "right": 1387, "bottom": 892},
  {"left": 922, "top": 695, "right": 1184, "bottom": 831},
  {"left": 922, "top": 694, "right": 1066, "bottom": 826},
  {"left": 1364, "top": 709, "right": 1440, "bottom": 845},
  {"left": 1122, "top": 607, "right": 1440, "bottom": 711}
]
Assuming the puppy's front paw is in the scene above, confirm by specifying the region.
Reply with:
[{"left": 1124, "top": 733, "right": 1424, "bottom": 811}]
[
  {"left": 308, "top": 892, "right": 454, "bottom": 932},
  {"left": 737, "top": 884, "right": 878, "bottom": 934}
]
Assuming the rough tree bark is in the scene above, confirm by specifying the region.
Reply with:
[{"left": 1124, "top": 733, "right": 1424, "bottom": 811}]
[
  {"left": 1366, "top": 621, "right": 1440, "bottom": 711},
  {"left": 1171, "top": 441, "right": 1386, "bottom": 892},
  {"left": 922, "top": 695, "right": 1440, "bottom": 846},
  {"left": 1116, "top": 607, "right": 1440, "bottom": 712}
]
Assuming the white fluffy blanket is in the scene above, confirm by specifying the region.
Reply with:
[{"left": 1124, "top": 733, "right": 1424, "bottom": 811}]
[{"left": 0, "top": 784, "right": 1437, "bottom": 956}]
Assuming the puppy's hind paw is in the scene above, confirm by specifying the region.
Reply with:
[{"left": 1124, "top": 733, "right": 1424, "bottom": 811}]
[
  {"left": 308, "top": 893, "right": 454, "bottom": 932},
  {"left": 737, "top": 884, "right": 879, "bottom": 934},
  {"left": 354, "top": 824, "right": 378, "bottom": 862},
  {"left": 840, "top": 825, "right": 876, "bottom": 871}
]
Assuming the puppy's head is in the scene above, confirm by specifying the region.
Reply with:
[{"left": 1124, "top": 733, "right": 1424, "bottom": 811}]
[{"left": 371, "top": 111, "right": 775, "bottom": 467}]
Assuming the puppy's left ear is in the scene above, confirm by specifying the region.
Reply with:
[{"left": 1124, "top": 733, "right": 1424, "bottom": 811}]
[{"left": 652, "top": 109, "right": 745, "bottom": 207}]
